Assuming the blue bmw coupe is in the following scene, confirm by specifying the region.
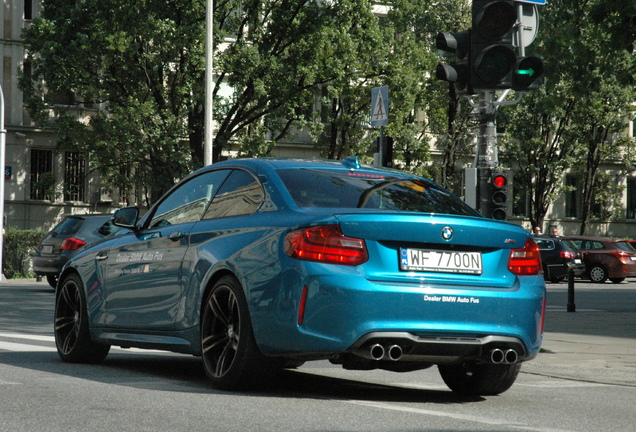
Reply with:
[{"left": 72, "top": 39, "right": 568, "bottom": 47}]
[{"left": 54, "top": 157, "right": 546, "bottom": 395}]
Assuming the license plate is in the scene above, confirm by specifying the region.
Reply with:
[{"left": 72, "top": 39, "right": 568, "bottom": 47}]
[
  {"left": 400, "top": 248, "right": 482, "bottom": 275},
  {"left": 574, "top": 259, "right": 582, "bottom": 264},
  {"left": 42, "top": 245, "right": 54, "bottom": 254}
]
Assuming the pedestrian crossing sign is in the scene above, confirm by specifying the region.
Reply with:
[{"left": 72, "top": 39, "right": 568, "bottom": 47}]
[{"left": 371, "top": 86, "right": 389, "bottom": 127}]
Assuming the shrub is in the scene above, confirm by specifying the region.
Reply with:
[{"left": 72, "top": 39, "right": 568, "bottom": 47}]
[{"left": 2, "top": 226, "right": 46, "bottom": 279}]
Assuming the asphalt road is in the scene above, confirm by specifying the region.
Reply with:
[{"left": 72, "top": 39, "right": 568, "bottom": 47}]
[{"left": 1, "top": 278, "right": 635, "bottom": 432}]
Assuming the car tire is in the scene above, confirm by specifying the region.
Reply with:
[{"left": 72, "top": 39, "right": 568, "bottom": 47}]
[
  {"left": 46, "top": 275, "right": 58, "bottom": 290},
  {"left": 610, "top": 277, "right": 625, "bottom": 284},
  {"left": 201, "top": 275, "right": 276, "bottom": 390},
  {"left": 438, "top": 362, "right": 521, "bottom": 396},
  {"left": 588, "top": 265, "right": 608, "bottom": 283},
  {"left": 54, "top": 273, "right": 110, "bottom": 363}
]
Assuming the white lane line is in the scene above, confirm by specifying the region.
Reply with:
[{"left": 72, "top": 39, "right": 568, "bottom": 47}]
[
  {"left": 0, "top": 340, "right": 56, "bottom": 352},
  {"left": 0, "top": 332, "right": 54, "bottom": 342},
  {"left": 346, "top": 400, "right": 579, "bottom": 432},
  {"left": 0, "top": 332, "right": 168, "bottom": 355}
]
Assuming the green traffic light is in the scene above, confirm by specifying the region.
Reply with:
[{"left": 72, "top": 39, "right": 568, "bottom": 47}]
[
  {"left": 512, "top": 56, "right": 544, "bottom": 90},
  {"left": 516, "top": 68, "right": 536, "bottom": 76}
]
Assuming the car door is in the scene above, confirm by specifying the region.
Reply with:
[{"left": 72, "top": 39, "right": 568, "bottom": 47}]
[{"left": 103, "top": 170, "right": 230, "bottom": 329}]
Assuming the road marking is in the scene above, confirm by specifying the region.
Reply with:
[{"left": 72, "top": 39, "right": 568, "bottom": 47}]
[
  {"left": 0, "top": 340, "right": 56, "bottom": 352},
  {"left": 0, "top": 332, "right": 168, "bottom": 355},
  {"left": 516, "top": 381, "right": 607, "bottom": 388},
  {"left": 0, "top": 332, "right": 54, "bottom": 342},
  {"left": 347, "top": 400, "right": 579, "bottom": 432},
  {"left": 546, "top": 306, "right": 601, "bottom": 312}
]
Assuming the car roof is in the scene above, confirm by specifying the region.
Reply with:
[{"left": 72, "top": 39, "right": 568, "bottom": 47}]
[
  {"left": 565, "top": 236, "right": 613, "bottom": 241},
  {"left": 193, "top": 157, "right": 414, "bottom": 177}
]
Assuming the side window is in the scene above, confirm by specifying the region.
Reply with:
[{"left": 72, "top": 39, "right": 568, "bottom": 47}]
[
  {"left": 149, "top": 170, "right": 230, "bottom": 228},
  {"left": 203, "top": 169, "right": 264, "bottom": 219},
  {"left": 592, "top": 241, "right": 605, "bottom": 250}
]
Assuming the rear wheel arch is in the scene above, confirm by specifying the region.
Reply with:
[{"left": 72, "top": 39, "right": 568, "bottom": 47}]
[{"left": 199, "top": 269, "right": 242, "bottom": 322}]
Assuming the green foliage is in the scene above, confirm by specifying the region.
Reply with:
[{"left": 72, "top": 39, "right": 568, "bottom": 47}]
[
  {"left": 20, "top": 0, "right": 205, "bottom": 205},
  {"left": 3, "top": 227, "right": 46, "bottom": 279},
  {"left": 499, "top": 0, "right": 636, "bottom": 231}
]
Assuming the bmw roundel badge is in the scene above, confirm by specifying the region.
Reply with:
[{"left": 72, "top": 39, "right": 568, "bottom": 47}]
[{"left": 441, "top": 226, "right": 453, "bottom": 240}]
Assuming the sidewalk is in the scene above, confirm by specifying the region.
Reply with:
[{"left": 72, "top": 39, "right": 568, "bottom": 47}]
[{"left": 523, "top": 310, "right": 636, "bottom": 386}]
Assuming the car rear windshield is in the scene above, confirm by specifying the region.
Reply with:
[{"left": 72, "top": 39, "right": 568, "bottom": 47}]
[
  {"left": 52, "top": 217, "right": 84, "bottom": 235},
  {"left": 277, "top": 168, "right": 479, "bottom": 216},
  {"left": 614, "top": 241, "right": 636, "bottom": 252}
]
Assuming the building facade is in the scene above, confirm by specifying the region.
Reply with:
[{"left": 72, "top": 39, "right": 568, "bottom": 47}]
[
  {"left": 1, "top": 1, "right": 119, "bottom": 231},
  {"left": 3, "top": 2, "right": 636, "bottom": 238}
]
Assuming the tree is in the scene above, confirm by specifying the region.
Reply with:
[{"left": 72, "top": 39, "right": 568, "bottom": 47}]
[
  {"left": 385, "top": 0, "right": 473, "bottom": 189},
  {"left": 213, "top": 0, "right": 385, "bottom": 160},
  {"left": 20, "top": 0, "right": 206, "bottom": 205},
  {"left": 500, "top": 0, "right": 636, "bottom": 232}
]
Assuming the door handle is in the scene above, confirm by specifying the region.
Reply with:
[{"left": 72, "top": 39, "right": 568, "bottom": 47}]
[
  {"left": 96, "top": 252, "right": 108, "bottom": 261},
  {"left": 168, "top": 231, "right": 186, "bottom": 241}
]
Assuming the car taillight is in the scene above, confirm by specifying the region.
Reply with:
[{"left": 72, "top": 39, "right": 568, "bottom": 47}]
[
  {"left": 611, "top": 251, "right": 633, "bottom": 263},
  {"left": 559, "top": 250, "right": 574, "bottom": 259},
  {"left": 59, "top": 237, "right": 87, "bottom": 251},
  {"left": 285, "top": 225, "right": 368, "bottom": 266},
  {"left": 508, "top": 238, "right": 542, "bottom": 276}
]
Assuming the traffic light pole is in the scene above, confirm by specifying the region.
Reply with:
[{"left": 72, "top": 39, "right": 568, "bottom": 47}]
[
  {"left": 476, "top": 91, "right": 498, "bottom": 170},
  {"left": 436, "top": 1, "right": 544, "bottom": 219},
  {"left": 473, "top": 90, "right": 521, "bottom": 218},
  {"left": 475, "top": 91, "right": 497, "bottom": 217}
]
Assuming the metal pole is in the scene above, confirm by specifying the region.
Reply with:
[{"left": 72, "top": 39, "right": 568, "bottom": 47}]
[
  {"left": 567, "top": 266, "right": 576, "bottom": 312},
  {"left": 475, "top": 90, "right": 498, "bottom": 217},
  {"left": 204, "top": 0, "right": 214, "bottom": 166},
  {"left": 0, "top": 85, "right": 6, "bottom": 280}
]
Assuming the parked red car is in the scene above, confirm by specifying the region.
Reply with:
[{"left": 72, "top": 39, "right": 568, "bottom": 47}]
[{"left": 565, "top": 236, "right": 636, "bottom": 283}]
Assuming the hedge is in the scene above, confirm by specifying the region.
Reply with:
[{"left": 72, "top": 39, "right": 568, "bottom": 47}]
[{"left": 2, "top": 226, "right": 46, "bottom": 278}]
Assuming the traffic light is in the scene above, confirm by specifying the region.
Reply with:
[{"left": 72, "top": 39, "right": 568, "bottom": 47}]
[
  {"left": 512, "top": 55, "right": 544, "bottom": 91},
  {"left": 435, "top": 30, "right": 471, "bottom": 93},
  {"left": 470, "top": 0, "right": 517, "bottom": 91},
  {"left": 490, "top": 170, "right": 509, "bottom": 220}
]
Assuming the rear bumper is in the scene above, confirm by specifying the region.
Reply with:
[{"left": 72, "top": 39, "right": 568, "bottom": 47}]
[
  {"left": 32, "top": 255, "right": 68, "bottom": 276},
  {"left": 251, "top": 268, "right": 546, "bottom": 364}
]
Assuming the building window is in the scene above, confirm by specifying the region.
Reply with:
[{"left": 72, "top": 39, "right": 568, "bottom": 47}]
[
  {"left": 30, "top": 149, "right": 54, "bottom": 200},
  {"left": 565, "top": 174, "right": 579, "bottom": 218},
  {"left": 25, "top": 1, "right": 33, "bottom": 20},
  {"left": 627, "top": 178, "right": 636, "bottom": 220},
  {"left": 64, "top": 152, "right": 86, "bottom": 202}
]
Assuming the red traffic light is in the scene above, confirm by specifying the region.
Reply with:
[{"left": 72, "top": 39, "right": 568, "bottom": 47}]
[{"left": 492, "top": 174, "right": 507, "bottom": 188}]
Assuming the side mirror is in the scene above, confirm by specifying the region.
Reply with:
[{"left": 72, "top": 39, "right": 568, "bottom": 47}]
[{"left": 112, "top": 207, "right": 139, "bottom": 229}]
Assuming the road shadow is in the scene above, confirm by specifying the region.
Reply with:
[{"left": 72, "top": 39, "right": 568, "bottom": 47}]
[{"left": 0, "top": 350, "right": 484, "bottom": 404}]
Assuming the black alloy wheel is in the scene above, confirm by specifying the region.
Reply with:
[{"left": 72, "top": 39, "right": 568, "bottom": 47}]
[
  {"left": 54, "top": 273, "right": 110, "bottom": 363},
  {"left": 200, "top": 276, "right": 275, "bottom": 390}
]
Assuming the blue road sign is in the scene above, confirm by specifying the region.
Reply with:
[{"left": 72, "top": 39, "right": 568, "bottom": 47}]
[
  {"left": 514, "top": 0, "right": 546, "bottom": 4},
  {"left": 371, "top": 86, "right": 389, "bottom": 127}
]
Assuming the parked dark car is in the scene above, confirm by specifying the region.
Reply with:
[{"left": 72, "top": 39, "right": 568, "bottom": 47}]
[
  {"left": 33, "top": 214, "right": 120, "bottom": 288},
  {"left": 565, "top": 236, "right": 636, "bottom": 283},
  {"left": 54, "top": 157, "right": 546, "bottom": 396},
  {"left": 533, "top": 235, "right": 585, "bottom": 282}
]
